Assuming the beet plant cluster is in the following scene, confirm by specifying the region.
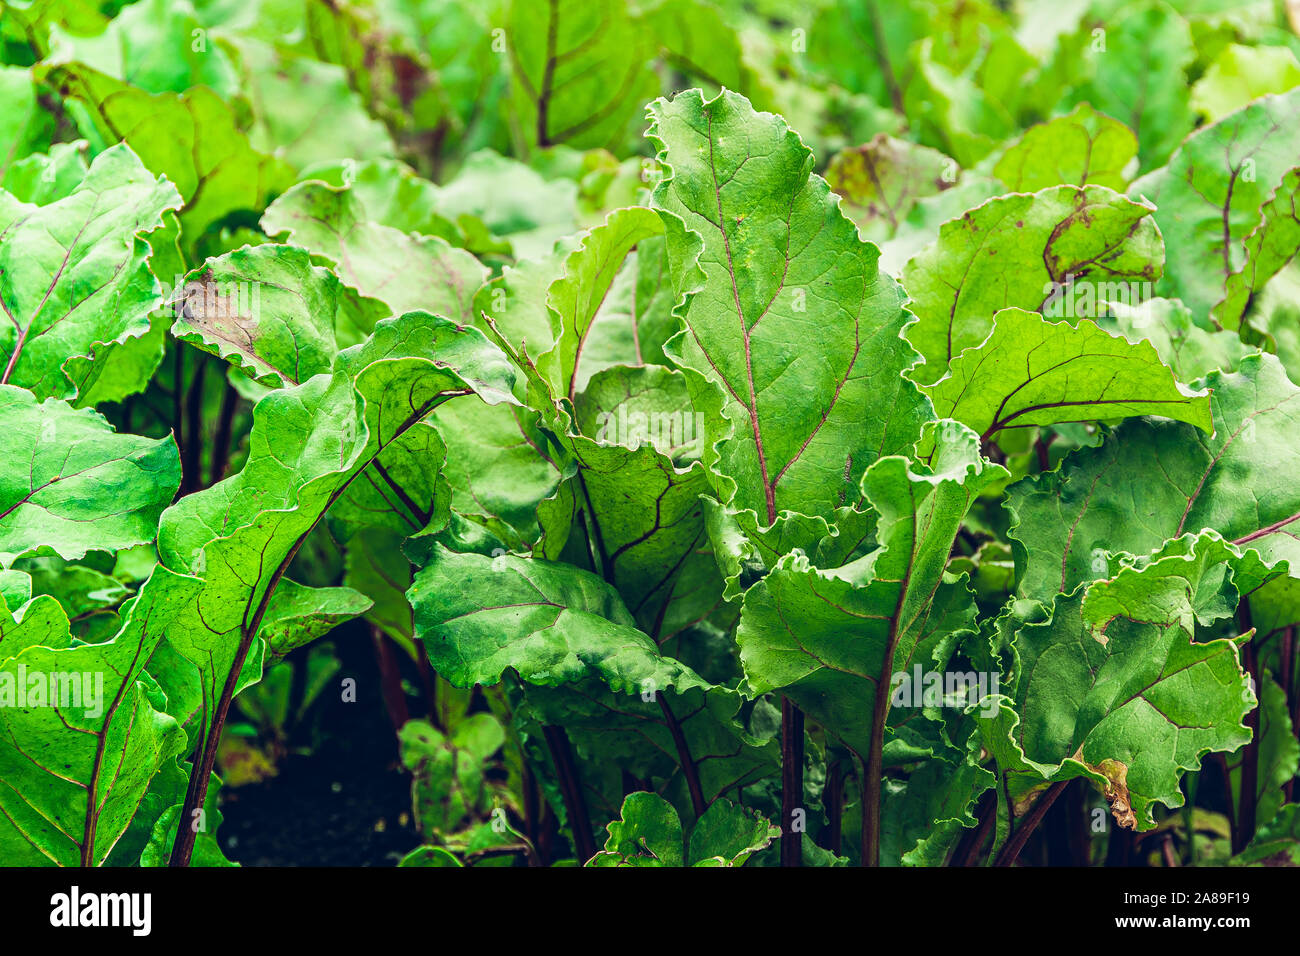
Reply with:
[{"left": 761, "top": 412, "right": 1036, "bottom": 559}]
[{"left": 1, "top": 0, "right": 1300, "bottom": 868}]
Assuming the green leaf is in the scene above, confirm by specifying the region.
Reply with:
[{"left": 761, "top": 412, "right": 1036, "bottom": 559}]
[
  {"left": 736, "top": 422, "right": 1004, "bottom": 756},
  {"left": 921, "top": 307, "right": 1212, "bottom": 446},
  {"left": 902, "top": 185, "right": 1163, "bottom": 384},
  {"left": 0, "top": 143, "right": 182, "bottom": 401},
  {"left": 993, "top": 103, "right": 1137, "bottom": 192},
  {"left": 648, "top": 88, "right": 932, "bottom": 528},
  {"left": 1058, "top": 3, "right": 1196, "bottom": 170},
  {"left": 2, "top": 141, "right": 89, "bottom": 205},
  {"left": 589, "top": 791, "right": 777, "bottom": 866},
  {"left": 171, "top": 243, "right": 389, "bottom": 387},
  {"left": 233, "top": 39, "right": 398, "bottom": 171},
  {"left": 507, "top": 0, "right": 658, "bottom": 150},
  {"left": 430, "top": 150, "right": 579, "bottom": 261},
  {"left": 42, "top": 62, "right": 295, "bottom": 245},
  {"left": 0, "top": 65, "right": 54, "bottom": 175},
  {"left": 591, "top": 790, "right": 683, "bottom": 866},
  {"left": 409, "top": 546, "right": 707, "bottom": 695},
  {"left": 400, "top": 715, "right": 505, "bottom": 840},
  {"left": 0, "top": 385, "right": 180, "bottom": 562},
  {"left": 1008, "top": 353, "right": 1300, "bottom": 600},
  {"left": 979, "top": 531, "right": 1268, "bottom": 830},
  {"left": 1103, "top": 297, "right": 1255, "bottom": 382},
  {"left": 259, "top": 579, "right": 371, "bottom": 660},
  {"left": 0, "top": 565, "right": 201, "bottom": 865},
  {"left": 492, "top": 323, "right": 721, "bottom": 640},
  {"left": 1130, "top": 87, "right": 1300, "bottom": 320},
  {"left": 536, "top": 205, "right": 664, "bottom": 402},
  {"left": 45, "top": 0, "right": 242, "bottom": 97},
  {"left": 1211, "top": 166, "right": 1300, "bottom": 331},
  {"left": 261, "top": 179, "right": 488, "bottom": 324},
  {"left": 156, "top": 310, "right": 517, "bottom": 745}
]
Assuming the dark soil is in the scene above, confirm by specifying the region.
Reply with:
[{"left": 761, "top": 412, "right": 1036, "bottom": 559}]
[{"left": 216, "top": 624, "right": 421, "bottom": 866}]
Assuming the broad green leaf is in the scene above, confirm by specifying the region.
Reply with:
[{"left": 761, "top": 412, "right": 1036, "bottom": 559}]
[
  {"left": 881, "top": 726, "right": 993, "bottom": 866},
  {"left": 921, "top": 307, "right": 1212, "bottom": 446},
  {"left": 807, "top": 0, "right": 929, "bottom": 113},
  {"left": 902, "top": 185, "right": 1163, "bottom": 384},
  {"left": 643, "top": 0, "right": 771, "bottom": 107},
  {"left": 431, "top": 400, "right": 562, "bottom": 549},
  {"left": 409, "top": 546, "right": 707, "bottom": 695},
  {"left": 295, "top": 157, "right": 460, "bottom": 243},
  {"left": 1009, "top": 354, "right": 1300, "bottom": 600},
  {"left": 979, "top": 532, "right": 1267, "bottom": 830},
  {"left": 993, "top": 103, "right": 1137, "bottom": 192},
  {"left": 0, "top": 65, "right": 53, "bottom": 175},
  {"left": 259, "top": 579, "right": 371, "bottom": 660},
  {"left": 0, "top": 566, "right": 201, "bottom": 865},
  {"left": 430, "top": 150, "right": 579, "bottom": 260},
  {"left": 0, "top": 386, "right": 180, "bottom": 562},
  {"left": 1058, "top": 2, "right": 1196, "bottom": 170},
  {"left": 590, "top": 790, "right": 683, "bottom": 866},
  {"left": 494, "top": 325, "right": 720, "bottom": 640},
  {"left": 0, "top": 143, "right": 181, "bottom": 401},
  {"left": 401, "top": 715, "right": 505, "bottom": 841},
  {"left": 233, "top": 38, "right": 398, "bottom": 171},
  {"left": 45, "top": 0, "right": 242, "bottom": 97},
  {"left": 1130, "top": 87, "right": 1300, "bottom": 320},
  {"left": 261, "top": 179, "right": 488, "bottom": 324},
  {"left": 648, "top": 88, "right": 932, "bottom": 528},
  {"left": 506, "top": 0, "right": 658, "bottom": 150},
  {"left": 571, "top": 235, "right": 679, "bottom": 385},
  {"left": 157, "top": 310, "right": 517, "bottom": 745},
  {"left": 736, "top": 422, "right": 1004, "bottom": 757},
  {"left": 1, "top": 142, "right": 88, "bottom": 205},
  {"left": 0, "top": 593, "right": 72, "bottom": 659},
  {"left": 139, "top": 771, "right": 234, "bottom": 867},
  {"left": 42, "top": 62, "right": 295, "bottom": 245},
  {"left": 171, "top": 243, "right": 389, "bottom": 387}
]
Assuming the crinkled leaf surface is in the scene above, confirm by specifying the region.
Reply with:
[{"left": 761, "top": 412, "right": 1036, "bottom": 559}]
[
  {"left": 589, "top": 791, "right": 777, "bottom": 866},
  {"left": 507, "top": 0, "right": 658, "bottom": 150},
  {"left": 648, "top": 89, "right": 932, "bottom": 528},
  {"left": 157, "top": 310, "right": 517, "bottom": 742},
  {"left": 409, "top": 546, "right": 707, "bottom": 695},
  {"left": 1130, "top": 88, "right": 1300, "bottom": 321},
  {"left": 42, "top": 63, "right": 294, "bottom": 244},
  {"left": 902, "top": 185, "right": 1163, "bottom": 384},
  {"left": 261, "top": 179, "right": 488, "bottom": 324},
  {"left": 921, "top": 307, "right": 1212, "bottom": 446},
  {"left": 1009, "top": 354, "right": 1300, "bottom": 600},
  {"left": 0, "top": 143, "right": 181, "bottom": 401},
  {"left": 736, "top": 423, "right": 1003, "bottom": 756},
  {"left": 171, "top": 243, "right": 389, "bottom": 387},
  {"left": 825, "top": 134, "right": 955, "bottom": 242},
  {"left": 979, "top": 532, "right": 1267, "bottom": 830}
]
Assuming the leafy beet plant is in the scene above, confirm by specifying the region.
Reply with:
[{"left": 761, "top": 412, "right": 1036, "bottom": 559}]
[{"left": 1, "top": 0, "right": 1299, "bottom": 868}]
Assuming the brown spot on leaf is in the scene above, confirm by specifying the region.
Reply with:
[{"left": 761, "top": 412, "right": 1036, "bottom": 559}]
[{"left": 1095, "top": 758, "right": 1136, "bottom": 829}]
